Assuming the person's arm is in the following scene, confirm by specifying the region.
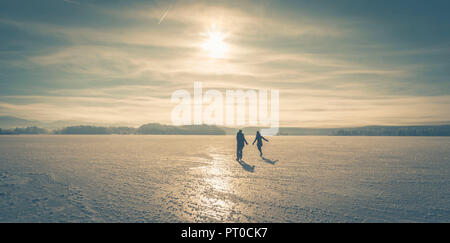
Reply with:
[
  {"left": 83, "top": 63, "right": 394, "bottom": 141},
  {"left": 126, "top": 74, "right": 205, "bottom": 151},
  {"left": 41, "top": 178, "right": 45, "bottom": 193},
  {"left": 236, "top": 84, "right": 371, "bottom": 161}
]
[
  {"left": 252, "top": 137, "right": 257, "bottom": 145},
  {"left": 262, "top": 136, "right": 269, "bottom": 142},
  {"left": 244, "top": 137, "right": 249, "bottom": 145}
]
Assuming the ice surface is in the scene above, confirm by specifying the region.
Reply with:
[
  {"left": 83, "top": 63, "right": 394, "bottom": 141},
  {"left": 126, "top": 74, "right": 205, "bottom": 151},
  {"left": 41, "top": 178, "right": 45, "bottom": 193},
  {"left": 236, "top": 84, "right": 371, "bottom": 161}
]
[{"left": 0, "top": 135, "right": 449, "bottom": 222}]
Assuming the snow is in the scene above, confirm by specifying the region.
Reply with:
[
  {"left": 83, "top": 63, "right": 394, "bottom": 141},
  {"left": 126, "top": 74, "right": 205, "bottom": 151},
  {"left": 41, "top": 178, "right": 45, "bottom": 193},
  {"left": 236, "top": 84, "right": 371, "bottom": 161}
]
[{"left": 0, "top": 135, "right": 449, "bottom": 222}]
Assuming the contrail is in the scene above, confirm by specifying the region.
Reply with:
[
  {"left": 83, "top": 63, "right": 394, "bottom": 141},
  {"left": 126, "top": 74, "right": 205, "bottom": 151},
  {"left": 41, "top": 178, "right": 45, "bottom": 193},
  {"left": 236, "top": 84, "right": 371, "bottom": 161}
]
[
  {"left": 158, "top": 4, "right": 172, "bottom": 25},
  {"left": 63, "top": 0, "right": 80, "bottom": 5}
]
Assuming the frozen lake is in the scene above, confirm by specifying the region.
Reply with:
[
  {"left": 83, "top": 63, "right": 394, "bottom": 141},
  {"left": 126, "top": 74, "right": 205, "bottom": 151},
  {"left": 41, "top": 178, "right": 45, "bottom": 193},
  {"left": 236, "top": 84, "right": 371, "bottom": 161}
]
[{"left": 0, "top": 135, "right": 449, "bottom": 222}]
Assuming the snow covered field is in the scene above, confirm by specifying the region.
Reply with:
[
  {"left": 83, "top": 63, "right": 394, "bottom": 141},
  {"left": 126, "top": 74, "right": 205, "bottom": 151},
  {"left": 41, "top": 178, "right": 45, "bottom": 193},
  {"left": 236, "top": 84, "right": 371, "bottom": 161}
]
[{"left": 0, "top": 135, "right": 449, "bottom": 222}]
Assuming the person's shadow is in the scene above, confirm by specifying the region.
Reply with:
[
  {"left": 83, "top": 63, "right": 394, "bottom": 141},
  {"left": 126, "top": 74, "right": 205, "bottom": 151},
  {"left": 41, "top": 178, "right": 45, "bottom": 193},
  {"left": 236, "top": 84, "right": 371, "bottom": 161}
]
[
  {"left": 261, "top": 156, "right": 278, "bottom": 165},
  {"left": 238, "top": 160, "right": 255, "bottom": 172}
]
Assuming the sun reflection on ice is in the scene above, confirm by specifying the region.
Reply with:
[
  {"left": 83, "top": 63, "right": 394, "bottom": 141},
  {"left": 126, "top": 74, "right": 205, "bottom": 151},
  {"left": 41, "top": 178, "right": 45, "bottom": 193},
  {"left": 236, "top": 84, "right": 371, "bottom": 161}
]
[
  {"left": 204, "top": 164, "right": 230, "bottom": 193},
  {"left": 191, "top": 149, "right": 237, "bottom": 221}
]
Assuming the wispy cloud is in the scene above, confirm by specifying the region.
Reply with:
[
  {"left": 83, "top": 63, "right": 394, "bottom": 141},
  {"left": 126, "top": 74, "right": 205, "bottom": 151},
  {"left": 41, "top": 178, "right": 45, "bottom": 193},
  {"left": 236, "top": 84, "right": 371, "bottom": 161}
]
[{"left": 0, "top": 0, "right": 449, "bottom": 126}]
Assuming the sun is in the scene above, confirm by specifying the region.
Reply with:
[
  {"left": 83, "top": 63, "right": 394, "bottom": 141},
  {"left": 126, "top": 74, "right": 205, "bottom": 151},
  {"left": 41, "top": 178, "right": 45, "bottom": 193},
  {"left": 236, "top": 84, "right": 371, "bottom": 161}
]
[{"left": 201, "top": 25, "right": 228, "bottom": 59}]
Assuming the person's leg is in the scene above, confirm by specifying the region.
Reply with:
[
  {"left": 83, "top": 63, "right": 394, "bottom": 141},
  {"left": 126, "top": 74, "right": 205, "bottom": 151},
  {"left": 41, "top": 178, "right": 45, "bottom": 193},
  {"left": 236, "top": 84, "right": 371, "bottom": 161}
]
[
  {"left": 236, "top": 146, "right": 240, "bottom": 160},
  {"left": 238, "top": 145, "right": 243, "bottom": 160},
  {"left": 258, "top": 145, "right": 262, "bottom": 156}
]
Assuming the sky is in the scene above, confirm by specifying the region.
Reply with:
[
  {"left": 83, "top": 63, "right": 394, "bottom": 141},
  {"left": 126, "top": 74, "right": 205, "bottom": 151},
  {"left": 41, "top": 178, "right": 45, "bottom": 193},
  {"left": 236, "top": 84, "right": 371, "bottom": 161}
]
[{"left": 0, "top": 0, "right": 449, "bottom": 127}]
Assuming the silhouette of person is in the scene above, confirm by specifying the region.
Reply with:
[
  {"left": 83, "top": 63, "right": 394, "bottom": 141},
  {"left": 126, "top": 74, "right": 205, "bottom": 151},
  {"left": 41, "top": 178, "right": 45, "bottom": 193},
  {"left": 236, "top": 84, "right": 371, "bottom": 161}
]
[
  {"left": 236, "top": 130, "right": 248, "bottom": 161},
  {"left": 252, "top": 131, "right": 269, "bottom": 156}
]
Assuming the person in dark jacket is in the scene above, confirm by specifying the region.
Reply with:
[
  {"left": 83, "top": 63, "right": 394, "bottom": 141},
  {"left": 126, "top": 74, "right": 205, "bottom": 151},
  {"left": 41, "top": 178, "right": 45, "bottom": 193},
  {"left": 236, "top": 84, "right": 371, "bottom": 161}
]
[{"left": 236, "top": 130, "right": 248, "bottom": 161}]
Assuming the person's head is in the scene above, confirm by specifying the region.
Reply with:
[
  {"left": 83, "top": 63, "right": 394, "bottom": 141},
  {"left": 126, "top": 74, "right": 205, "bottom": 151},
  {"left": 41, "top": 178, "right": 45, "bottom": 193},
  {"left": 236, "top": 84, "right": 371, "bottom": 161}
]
[
  {"left": 256, "top": 131, "right": 260, "bottom": 136},
  {"left": 238, "top": 129, "right": 242, "bottom": 134}
]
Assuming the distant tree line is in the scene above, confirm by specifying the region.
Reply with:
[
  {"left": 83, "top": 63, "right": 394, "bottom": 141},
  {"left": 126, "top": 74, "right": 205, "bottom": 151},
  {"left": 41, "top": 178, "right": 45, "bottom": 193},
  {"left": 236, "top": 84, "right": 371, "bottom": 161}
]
[
  {"left": 0, "top": 126, "right": 48, "bottom": 134},
  {"left": 137, "top": 123, "right": 226, "bottom": 135},
  {"left": 1, "top": 124, "right": 227, "bottom": 135},
  {"left": 51, "top": 124, "right": 226, "bottom": 135},
  {"left": 2, "top": 124, "right": 450, "bottom": 136},
  {"left": 53, "top": 126, "right": 135, "bottom": 134},
  {"left": 335, "top": 125, "right": 450, "bottom": 136}
]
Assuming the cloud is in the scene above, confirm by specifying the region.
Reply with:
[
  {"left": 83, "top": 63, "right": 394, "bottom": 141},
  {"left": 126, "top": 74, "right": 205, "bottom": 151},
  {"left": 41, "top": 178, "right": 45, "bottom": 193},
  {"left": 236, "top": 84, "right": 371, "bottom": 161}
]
[{"left": 0, "top": 0, "right": 449, "bottom": 126}]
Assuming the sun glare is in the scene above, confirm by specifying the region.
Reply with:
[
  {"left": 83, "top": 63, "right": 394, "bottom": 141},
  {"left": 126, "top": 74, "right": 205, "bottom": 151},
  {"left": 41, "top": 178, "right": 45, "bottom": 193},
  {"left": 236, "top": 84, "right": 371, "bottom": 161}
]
[{"left": 202, "top": 25, "right": 228, "bottom": 59}]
